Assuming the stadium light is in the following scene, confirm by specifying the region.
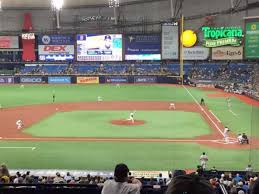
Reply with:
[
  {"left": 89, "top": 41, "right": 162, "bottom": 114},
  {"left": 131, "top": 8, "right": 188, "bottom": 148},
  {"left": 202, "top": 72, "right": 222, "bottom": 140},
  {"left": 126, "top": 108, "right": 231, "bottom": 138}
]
[
  {"left": 51, "top": 0, "right": 64, "bottom": 11},
  {"left": 108, "top": 0, "right": 120, "bottom": 8}
]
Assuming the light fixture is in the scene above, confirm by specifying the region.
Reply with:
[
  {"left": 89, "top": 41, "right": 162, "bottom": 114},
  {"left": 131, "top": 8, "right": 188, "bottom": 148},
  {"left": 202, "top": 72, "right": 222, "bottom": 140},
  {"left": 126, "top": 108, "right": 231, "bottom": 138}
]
[
  {"left": 51, "top": 0, "right": 64, "bottom": 11},
  {"left": 109, "top": 0, "right": 119, "bottom": 8},
  {"left": 0, "top": 0, "right": 2, "bottom": 11}
]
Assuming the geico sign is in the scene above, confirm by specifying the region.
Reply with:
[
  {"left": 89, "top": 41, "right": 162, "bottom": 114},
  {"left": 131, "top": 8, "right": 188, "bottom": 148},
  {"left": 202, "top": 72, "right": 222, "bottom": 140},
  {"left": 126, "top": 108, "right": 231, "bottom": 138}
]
[
  {"left": 43, "top": 45, "right": 66, "bottom": 52},
  {"left": 21, "top": 77, "right": 42, "bottom": 83}
]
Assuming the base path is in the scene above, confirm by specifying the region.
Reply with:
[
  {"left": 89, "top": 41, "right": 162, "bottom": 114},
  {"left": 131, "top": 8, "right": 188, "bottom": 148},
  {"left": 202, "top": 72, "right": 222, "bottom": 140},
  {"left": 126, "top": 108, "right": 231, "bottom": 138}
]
[{"left": 0, "top": 101, "right": 258, "bottom": 149}]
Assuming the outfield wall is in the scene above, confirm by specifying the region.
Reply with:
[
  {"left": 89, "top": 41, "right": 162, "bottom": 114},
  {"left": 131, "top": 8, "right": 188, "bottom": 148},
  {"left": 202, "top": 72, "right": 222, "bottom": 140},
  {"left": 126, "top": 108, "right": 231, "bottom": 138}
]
[{"left": 0, "top": 75, "right": 184, "bottom": 84}]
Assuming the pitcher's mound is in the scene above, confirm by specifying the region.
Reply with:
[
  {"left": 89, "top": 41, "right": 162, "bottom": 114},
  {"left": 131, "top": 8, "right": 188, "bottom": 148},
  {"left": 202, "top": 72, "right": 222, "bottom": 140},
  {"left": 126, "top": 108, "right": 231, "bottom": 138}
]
[{"left": 110, "top": 119, "right": 146, "bottom": 126}]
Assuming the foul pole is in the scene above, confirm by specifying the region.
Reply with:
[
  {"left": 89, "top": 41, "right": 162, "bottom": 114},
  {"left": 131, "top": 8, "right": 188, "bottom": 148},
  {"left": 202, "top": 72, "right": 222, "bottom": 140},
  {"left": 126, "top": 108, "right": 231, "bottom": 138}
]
[{"left": 180, "top": 15, "right": 184, "bottom": 85}]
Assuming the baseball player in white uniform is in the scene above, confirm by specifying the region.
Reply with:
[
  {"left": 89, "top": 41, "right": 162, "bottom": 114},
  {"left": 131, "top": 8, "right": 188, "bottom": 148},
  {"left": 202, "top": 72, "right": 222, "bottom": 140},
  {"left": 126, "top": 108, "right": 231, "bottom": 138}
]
[
  {"left": 227, "top": 97, "right": 231, "bottom": 109},
  {"left": 97, "top": 96, "right": 103, "bottom": 102},
  {"left": 200, "top": 152, "right": 208, "bottom": 170},
  {"left": 169, "top": 103, "right": 176, "bottom": 110},
  {"left": 16, "top": 119, "right": 23, "bottom": 130},
  {"left": 223, "top": 127, "right": 230, "bottom": 143},
  {"left": 127, "top": 111, "right": 136, "bottom": 123}
]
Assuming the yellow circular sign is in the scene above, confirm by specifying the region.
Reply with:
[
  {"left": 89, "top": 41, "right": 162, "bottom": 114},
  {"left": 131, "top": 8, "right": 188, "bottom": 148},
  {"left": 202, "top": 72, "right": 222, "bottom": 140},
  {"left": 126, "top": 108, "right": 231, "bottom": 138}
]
[
  {"left": 251, "top": 24, "right": 257, "bottom": 30},
  {"left": 181, "top": 30, "right": 197, "bottom": 47}
]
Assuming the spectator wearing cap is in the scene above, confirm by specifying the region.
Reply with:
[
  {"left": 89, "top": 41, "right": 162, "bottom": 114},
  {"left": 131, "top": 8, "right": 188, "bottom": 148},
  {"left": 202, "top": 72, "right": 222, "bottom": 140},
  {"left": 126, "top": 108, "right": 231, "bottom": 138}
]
[
  {"left": 101, "top": 163, "right": 142, "bottom": 194},
  {"left": 165, "top": 174, "right": 216, "bottom": 194}
]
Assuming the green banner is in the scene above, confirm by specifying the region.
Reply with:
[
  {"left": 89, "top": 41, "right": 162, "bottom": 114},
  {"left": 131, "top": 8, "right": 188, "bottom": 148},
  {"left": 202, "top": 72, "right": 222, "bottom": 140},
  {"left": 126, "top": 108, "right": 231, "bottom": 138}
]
[
  {"left": 245, "top": 21, "right": 259, "bottom": 59},
  {"left": 203, "top": 38, "right": 242, "bottom": 47}
]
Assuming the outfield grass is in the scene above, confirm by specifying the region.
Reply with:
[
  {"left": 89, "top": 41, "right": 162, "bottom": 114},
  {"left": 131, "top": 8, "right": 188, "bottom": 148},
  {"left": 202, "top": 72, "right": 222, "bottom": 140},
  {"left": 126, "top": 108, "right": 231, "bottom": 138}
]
[
  {"left": 0, "top": 141, "right": 253, "bottom": 170},
  {"left": 24, "top": 111, "right": 211, "bottom": 138},
  {"left": 0, "top": 85, "right": 193, "bottom": 108}
]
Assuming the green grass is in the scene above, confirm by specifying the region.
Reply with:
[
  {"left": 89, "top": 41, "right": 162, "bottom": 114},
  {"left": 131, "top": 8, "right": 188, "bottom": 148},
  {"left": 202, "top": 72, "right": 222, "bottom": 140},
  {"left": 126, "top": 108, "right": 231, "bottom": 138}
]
[
  {"left": 187, "top": 87, "right": 259, "bottom": 137},
  {"left": 1, "top": 84, "right": 259, "bottom": 170},
  {"left": 24, "top": 111, "right": 211, "bottom": 138},
  {"left": 0, "top": 85, "right": 192, "bottom": 108},
  {"left": 0, "top": 141, "right": 254, "bottom": 170}
]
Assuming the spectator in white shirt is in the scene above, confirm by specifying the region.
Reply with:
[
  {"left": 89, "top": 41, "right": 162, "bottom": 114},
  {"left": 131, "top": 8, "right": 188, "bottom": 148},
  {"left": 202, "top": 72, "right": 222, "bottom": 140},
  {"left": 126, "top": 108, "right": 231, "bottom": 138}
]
[{"left": 101, "top": 163, "right": 142, "bottom": 194}]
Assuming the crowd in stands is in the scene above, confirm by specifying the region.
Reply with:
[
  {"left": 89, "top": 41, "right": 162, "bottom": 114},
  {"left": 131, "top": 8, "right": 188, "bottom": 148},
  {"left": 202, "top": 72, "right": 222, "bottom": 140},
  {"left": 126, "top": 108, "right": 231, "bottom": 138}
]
[{"left": 1, "top": 162, "right": 259, "bottom": 194}]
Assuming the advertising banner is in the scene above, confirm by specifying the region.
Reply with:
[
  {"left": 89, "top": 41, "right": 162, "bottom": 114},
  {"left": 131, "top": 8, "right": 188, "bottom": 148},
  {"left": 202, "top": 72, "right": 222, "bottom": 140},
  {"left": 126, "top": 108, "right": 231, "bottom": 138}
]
[
  {"left": 0, "top": 36, "right": 19, "bottom": 49},
  {"left": 245, "top": 20, "right": 259, "bottom": 59},
  {"left": 162, "top": 23, "right": 179, "bottom": 59},
  {"left": 106, "top": 76, "right": 128, "bottom": 83},
  {"left": 48, "top": 76, "right": 71, "bottom": 84},
  {"left": 0, "top": 76, "right": 14, "bottom": 84},
  {"left": 20, "top": 76, "right": 42, "bottom": 83},
  {"left": 134, "top": 76, "right": 157, "bottom": 83},
  {"left": 22, "top": 33, "right": 36, "bottom": 61},
  {"left": 38, "top": 35, "right": 75, "bottom": 61},
  {"left": 183, "top": 47, "right": 209, "bottom": 60},
  {"left": 130, "top": 171, "right": 169, "bottom": 179},
  {"left": 77, "top": 34, "right": 122, "bottom": 61},
  {"left": 125, "top": 34, "right": 161, "bottom": 60},
  {"left": 77, "top": 77, "right": 99, "bottom": 84},
  {"left": 202, "top": 26, "right": 243, "bottom": 47},
  {"left": 212, "top": 46, "right": 243, "bottom": 60}
]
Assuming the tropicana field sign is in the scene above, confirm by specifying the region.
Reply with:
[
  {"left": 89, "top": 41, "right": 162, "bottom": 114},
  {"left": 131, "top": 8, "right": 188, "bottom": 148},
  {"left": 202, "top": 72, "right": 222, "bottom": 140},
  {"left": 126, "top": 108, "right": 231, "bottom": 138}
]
[{"left": 202, "top": 26, "right": 243, "bottom": 47}]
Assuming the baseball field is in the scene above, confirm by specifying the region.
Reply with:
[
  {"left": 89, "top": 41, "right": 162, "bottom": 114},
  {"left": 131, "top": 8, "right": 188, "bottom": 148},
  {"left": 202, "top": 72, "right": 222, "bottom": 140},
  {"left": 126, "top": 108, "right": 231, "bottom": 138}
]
[{"left": 0, "top": 84, "right": 259, "bottom": 171}]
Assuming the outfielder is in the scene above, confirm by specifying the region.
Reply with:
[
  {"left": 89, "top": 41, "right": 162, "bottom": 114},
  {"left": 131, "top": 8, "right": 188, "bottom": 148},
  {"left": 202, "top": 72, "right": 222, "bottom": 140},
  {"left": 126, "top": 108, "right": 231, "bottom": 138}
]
[
  {"left": 16, "top": 119, "right": 23, "bottom": 130},
  {"left": 223, "top": 126, "right": 230, "bottom": 143},
  {"left": 169, "top": 103, "right": 176, "bottom": 110},
  {"left": 127, "top": 111, "right": 136, "bottom": 123}
]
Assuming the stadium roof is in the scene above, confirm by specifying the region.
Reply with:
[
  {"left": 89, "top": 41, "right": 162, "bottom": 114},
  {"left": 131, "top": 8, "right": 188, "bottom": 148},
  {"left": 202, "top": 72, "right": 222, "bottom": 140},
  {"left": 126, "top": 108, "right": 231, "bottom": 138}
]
[{"left": 1, "top": 0, "right": 155, "bottom": 9}]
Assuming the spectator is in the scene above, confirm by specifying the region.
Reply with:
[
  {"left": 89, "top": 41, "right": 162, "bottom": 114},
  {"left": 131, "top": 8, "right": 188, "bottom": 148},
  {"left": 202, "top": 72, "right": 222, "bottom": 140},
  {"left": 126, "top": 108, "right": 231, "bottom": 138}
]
[
  {"left": 165, "top": 174, "right": 216, "bottom": 194},
  {"left": 0, "top": 163, "right": 10, "bottom": 177},
  {"left": 234, "top": 174, "right": 243, "bottom": 183},
  {"left": 64, "top": 172, "right": 72, "bottom": 182},
  {"left": 251, "top": 177, "right": 259, "bottom": 194},
  {"left": 53, "top": 172, "right": 65, "bottom": 183},
  {"left": 196, "top": 165, "right": 204, "bottom": 176},
  {"left": 101, "top": 163, "right": 142, "bottom": 194}
]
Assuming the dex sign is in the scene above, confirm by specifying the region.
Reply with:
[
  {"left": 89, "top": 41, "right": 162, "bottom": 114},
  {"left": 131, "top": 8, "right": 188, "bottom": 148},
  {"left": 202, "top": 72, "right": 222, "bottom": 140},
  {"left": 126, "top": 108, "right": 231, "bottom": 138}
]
[
  {"left": 202, "top": 26, "right": 243, "bottom": 47},
  {"left": 43, "top": 46, "right": 66, "bottom": 52},
  {"left": 38, "top": 34, "right": 75, "bottom": 61}
]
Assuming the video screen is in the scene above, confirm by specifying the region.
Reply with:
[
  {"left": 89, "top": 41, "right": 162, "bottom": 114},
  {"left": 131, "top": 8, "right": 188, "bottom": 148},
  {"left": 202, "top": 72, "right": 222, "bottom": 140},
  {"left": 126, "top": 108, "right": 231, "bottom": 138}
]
[{"left": 77, "top": 34, "right": 122, "bottom": 61}]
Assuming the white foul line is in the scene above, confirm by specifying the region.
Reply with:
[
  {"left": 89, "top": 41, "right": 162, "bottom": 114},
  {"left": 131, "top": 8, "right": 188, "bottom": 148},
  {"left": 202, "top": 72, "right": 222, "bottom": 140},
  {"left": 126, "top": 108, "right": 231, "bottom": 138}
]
[
  {"left": 183, "top": 86, "right": 224, "bottom": 137},
  {"left": 209, "top": 110, "right": 221, "bottom": 123},
  {"left": 229, "top": 109, "right": 238, "bottom": 117},
  {"left": 0, "top": 147, "right": 36, "bottom": 150}
]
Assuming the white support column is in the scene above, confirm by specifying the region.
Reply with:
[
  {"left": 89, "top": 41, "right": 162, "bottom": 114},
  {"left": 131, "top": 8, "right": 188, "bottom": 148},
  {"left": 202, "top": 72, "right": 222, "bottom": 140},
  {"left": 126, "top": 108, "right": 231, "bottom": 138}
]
[
  {"left": 170, "top": 0, "right": 175, "bottom": 18},
  {"left": 56, "top": 10, "right": 61, "bottom": 29},
  {"left": 114, "top": 6, "right": 118, "bottom": 25}
]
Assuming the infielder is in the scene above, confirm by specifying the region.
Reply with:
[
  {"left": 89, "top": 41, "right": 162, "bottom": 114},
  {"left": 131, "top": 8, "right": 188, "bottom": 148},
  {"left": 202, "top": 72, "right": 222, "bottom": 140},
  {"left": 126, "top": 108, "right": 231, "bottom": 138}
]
[
  {"left": 127, "top": 111, "right": 136, "bottom": 123},
  {"left": 97, "top": 96, "right": 103, "bottom": 102},
  {"left": 223, "top": 126, "right": 230, "bottom": 143},
  {"left": 16, "top": 119, "right": 23, "bottom": 130},
  {"left": 169, "top": 103, "right": 176, "bottom": 110}
]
